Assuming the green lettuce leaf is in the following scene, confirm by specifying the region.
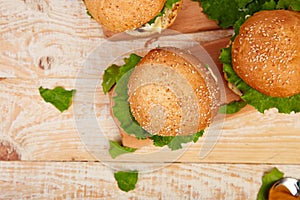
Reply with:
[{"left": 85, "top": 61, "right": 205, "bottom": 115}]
[
  {"left": 194, "top": 0, "right": 242, "bottom": 28},
  {"left": 257, "top": 168, "right": 284, "bottom": 200},
  {"left": 148, "top": 0, "right": 181, "bottom": 24},
  {"left": 165, "top": 0, "right": 181, "bottom": 9},
  {"left": 219, "top": 100, "right": 247, "bottom": 114},
  {"left": 193, "top": 0, "right": 274, "bottom": 28},
  {"left": 39, "top": 86, "right": 76, "bottom": 112},
  {"left": 102, "top": 54, "right": 142, "bottom": 94},
  {"left": 109, "top": 140, "right": 137, "bottom": 159},
  {"left": 114, "top": 171, "right": 139, "bottom": 192},
  {"left": 261, "top": 0, "right": 277, "bottom": 10},
  {"left": 112, "top": 68, "right": 152, "bottom": 139},
  {"left": 116, "top": 54, "right": 142, "bottom": 82},
  {"left": 193, "top": 0, "right": 299, "bottom": 28},
  {"left": 276, "top": 0, "right": 300, "bottom": 10},
  {"left": 219, "top": 46, "right": 232, "bottom": 64},
  {"left": 102, "top": 64, "right": 119, "bottom": 94},
  {"left": 150, "top": 131, "right": 204, "bottom": 150}
]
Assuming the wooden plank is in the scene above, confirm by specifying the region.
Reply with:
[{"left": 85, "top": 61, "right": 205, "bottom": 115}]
[
  {"left": 0, "top": 161, "right": 299, "bottom": 199},
  {"left": 1, "top": 78, "right": 300, "bottom": 164},
  {"left": 1, "top": 0, "right": 299, "bottom": 164},
  {"left": 0, "top": 0, "right": 231, "bottom": 79},
  {"left": 0, "top": 0, "right": 102, "bottom": 78},
  {"left": 0, "top": 78, "right": 93, "bottom": 160}
]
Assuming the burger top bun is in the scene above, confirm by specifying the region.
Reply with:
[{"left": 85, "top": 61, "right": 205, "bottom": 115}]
[
  {"left": 84, "top": 0, "right": 166, "bottom": 33},
  {"left": 127, "top": 48, "right": 220, "bottom": 137},
  {"left": 231, "top": 10, "right": 300, "bottom": 98}
]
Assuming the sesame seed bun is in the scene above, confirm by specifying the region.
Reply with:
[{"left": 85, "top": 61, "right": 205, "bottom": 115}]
[
  {"left": 84, "top": 0, "right": 181, "bottom": 33},
  {"left": 127, "top": 48, "right": 220, "bottom": 137},
  {"left": 231, "top": 10, "right": 300, "bottom": 98}
]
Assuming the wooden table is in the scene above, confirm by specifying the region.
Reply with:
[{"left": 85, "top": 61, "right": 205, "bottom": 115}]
[{"left": 1, "top": 0, "right": 300, "bottom": 199}]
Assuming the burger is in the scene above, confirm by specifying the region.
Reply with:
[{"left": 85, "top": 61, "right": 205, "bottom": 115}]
[
  {"left": 102, "top": 47, "right": 220, "bottom": 149},
  {"left": 221, "top": 9, "right": 300, "bottom": 113},
  {"left": 84, "top": 0, "right": 182, "bottom": 34}
]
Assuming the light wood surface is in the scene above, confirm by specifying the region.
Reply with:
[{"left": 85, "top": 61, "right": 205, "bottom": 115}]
[
  {"left": 1, "top": 0, "right": 300, "bottom": 199},
  {"left": 0, "top": 161, "right": 299, "bottom": 199}
]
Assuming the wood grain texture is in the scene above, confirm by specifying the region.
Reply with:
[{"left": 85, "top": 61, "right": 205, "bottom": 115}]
[
  {"left": 0, "top": 161, "right": 299, "bottom": 199},
  {"left": 0, "top": 0, "right": 102, "bottom": 78},
  {"left": 1, "top": 77, "right": 300, "bottom": 164},
  {"left": 0, "top": 0, "right": 230, "bottom": 79},
  {"left": 1, "top": 0, "right": 300, "bottom": 199}
]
